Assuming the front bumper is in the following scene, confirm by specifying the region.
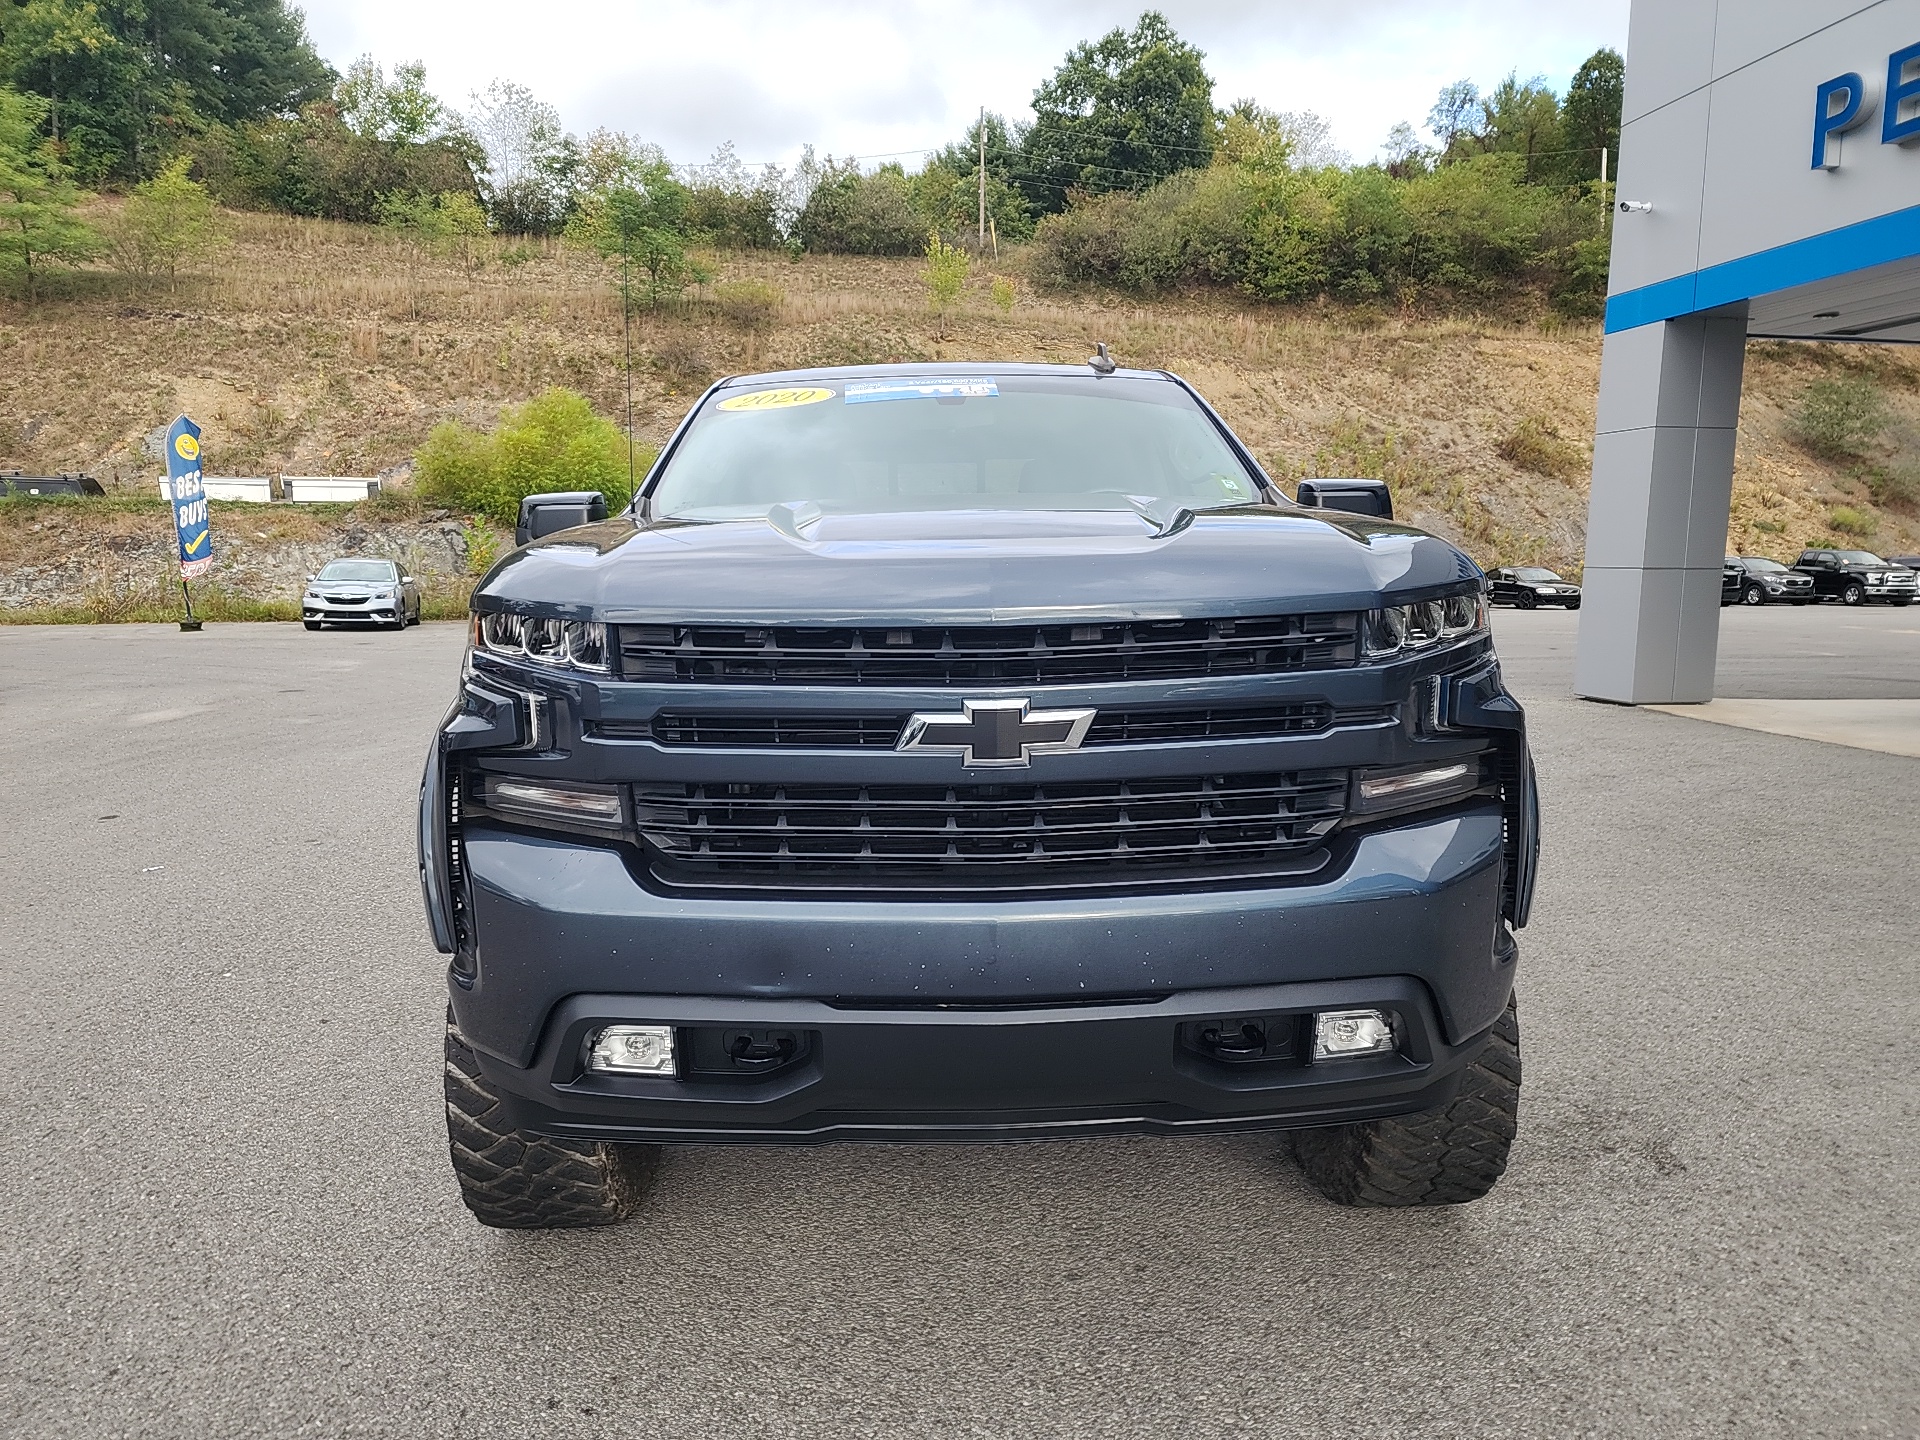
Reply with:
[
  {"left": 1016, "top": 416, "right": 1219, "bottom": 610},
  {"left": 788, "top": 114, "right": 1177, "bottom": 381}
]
[
  {"left": 473, "top": 973, "right": 1509, "bottom": 1144},
  {"left": 444, "top": 803, "right": 1517, "bottom": 1142},
  {"left": 305, "top": 603, "right": 399, "bottom": 622}
]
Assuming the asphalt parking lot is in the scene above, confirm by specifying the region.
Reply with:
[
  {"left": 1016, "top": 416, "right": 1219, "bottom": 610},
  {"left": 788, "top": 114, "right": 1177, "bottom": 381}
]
[{"left": 2, "top": 611, "right": 1915, "bottom": 1438}]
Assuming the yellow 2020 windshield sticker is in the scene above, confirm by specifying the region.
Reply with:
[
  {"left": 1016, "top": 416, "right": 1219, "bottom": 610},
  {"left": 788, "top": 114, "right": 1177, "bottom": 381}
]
[{"left": 717, "top": 387, "right": 836, "bottom": 412}]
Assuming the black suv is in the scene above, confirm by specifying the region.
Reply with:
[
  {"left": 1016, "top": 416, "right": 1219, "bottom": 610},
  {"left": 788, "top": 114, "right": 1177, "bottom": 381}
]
[
  {"left": 1725, "top": 556, "right": 1815, "bottom": 606},
  {"left": 1792, "top": 549, "right": 1918, "bottom": 605},
  {"left": 421, "top": 364, "right": 1539, "bottom": 1228}
]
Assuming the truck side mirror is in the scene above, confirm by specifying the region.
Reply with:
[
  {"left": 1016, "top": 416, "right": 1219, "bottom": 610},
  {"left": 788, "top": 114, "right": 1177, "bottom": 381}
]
[
  {"left": 516, "top": 491, "right": 608, "bottom": 547},
  {"left": 1296, "top": 478, "right": 1393, "bottom": 520}
]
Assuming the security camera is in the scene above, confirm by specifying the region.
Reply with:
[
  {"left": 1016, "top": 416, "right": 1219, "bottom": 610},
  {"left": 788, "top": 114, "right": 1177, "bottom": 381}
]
[{"left": 1617, "top": 199, "right": 1653, "bottom": 214}]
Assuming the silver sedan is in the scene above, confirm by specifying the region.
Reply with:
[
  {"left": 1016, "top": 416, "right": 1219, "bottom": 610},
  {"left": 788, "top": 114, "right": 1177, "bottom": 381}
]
[{"left": 301, "top": 558, "right": 421, "bottom": 631}]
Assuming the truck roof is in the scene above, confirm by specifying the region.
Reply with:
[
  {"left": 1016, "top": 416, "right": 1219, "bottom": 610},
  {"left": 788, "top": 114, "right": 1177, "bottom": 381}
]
[{"left": 710, "top": 361, "right": 1173, "bottom": 388}]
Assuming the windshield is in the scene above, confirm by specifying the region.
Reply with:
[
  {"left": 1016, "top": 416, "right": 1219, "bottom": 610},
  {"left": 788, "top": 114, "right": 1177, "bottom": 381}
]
[
  {"left": 1741, "top": 557, "right": 1787, "bottom": 573},
  {"left": 317, "top": 560, "right": 396, "bottom": 582},
  {"left": 646, "top": 374, "right": 1265, "bottom": 519},
  {"left": 1835, "top": 551, "right": 1886, "bottom": 565},
  {"left": 1513, "top": 568, "right": 1562, "bottom": 582}
]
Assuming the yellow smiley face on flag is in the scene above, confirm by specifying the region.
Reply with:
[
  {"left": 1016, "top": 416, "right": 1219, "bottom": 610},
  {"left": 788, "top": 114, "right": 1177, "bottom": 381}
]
[{"left": 174, "top": 433, "right": 200, "bottom": 461}]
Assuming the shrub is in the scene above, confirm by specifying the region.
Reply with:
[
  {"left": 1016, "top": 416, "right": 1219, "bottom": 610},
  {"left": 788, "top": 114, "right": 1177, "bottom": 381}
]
[
  {"left": 1496, "top": 416, "right": 1587, "bottom": 480},
  {"left": 1793, "top": 378, "right": 1889, "bottom": 458},
  {"left": 107, "top": 157, "right": 229, "bottom": 285},
  {"left": 924, "top": 231, "right": 970, "bottom": 317},
  {"left": 990, "top": 275, "right": 1016, "bottom": 312},
  {"left": 1827, "top": 505, "right": 1876, "bottom": 536},
  {"left": 797, "top": 162, "right": 924, "bottom": 255},
  {"left": 1865, "top": 462, "right": 1920, "bottom": 509},
  {"left": 650, "top": 335, "right": 713, "bottom": 389},
  {"left": 413, "top": 388, "right": 650, "bottom": 524},
  {"left": 711, "top": 279, "right": 783, "bottom": 332}
]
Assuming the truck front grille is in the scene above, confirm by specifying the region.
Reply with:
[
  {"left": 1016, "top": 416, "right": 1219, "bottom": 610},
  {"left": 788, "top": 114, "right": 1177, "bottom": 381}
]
[
  {"left": 634, "top": 770, "right": 1349, "bottom": 892},
  {"left": 635, "top": 702, "right": 1362, "bottom": 749},
  {"left": 617, "top": 613, "right": 1361, "bottom": 685}
]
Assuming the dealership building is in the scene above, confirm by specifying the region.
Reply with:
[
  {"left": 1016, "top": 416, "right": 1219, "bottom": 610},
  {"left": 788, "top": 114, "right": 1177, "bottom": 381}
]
[{"left": 1578, "top": 0, "right": 1920, "bottom": 702}]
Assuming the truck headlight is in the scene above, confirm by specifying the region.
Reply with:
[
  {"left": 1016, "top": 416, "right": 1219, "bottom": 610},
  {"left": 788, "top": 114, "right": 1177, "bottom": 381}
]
[
  {"left": 1352, "top": 758, "right": 1485, "bottom": 814},
  {"left": 473, "top": 612, "right": 610, "bottom": 672},
  {"left": 1364, "top": 591, "right": 1486, "bottom": 658},
  {"left": 475, "top": 775, "right": 626, "bottom": 832}
]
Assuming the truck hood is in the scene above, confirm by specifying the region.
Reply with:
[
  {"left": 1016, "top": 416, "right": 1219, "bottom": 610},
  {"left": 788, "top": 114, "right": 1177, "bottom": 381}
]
[{"left": 476, "top": 503, "right": 1482, "bottom": 623}]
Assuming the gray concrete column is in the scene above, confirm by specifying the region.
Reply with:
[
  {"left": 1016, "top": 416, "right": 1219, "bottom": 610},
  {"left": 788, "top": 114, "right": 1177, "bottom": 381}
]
[{"left": 1574, "top": 310, "right": 1748, "bottom": 704}]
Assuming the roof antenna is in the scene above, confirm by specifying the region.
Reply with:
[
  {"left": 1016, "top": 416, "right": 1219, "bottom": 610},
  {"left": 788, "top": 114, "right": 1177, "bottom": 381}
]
[{"left": 1088, "top": 342, "right": 1116, "bottom": 375}]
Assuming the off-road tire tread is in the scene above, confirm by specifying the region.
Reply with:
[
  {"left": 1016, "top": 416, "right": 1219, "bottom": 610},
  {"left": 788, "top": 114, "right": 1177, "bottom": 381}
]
[
  {"left": 1293, "top": 996, "right": 1520, "bottom": 1207},
  {"left": 444, "top": 1010, "right": 659, "bottom": 1229}
]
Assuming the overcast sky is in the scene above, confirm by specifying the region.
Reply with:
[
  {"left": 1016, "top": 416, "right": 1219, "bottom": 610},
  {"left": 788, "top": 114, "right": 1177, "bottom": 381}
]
[{"left": 296, "top": 0, "right": 1630, "bottom": 169}]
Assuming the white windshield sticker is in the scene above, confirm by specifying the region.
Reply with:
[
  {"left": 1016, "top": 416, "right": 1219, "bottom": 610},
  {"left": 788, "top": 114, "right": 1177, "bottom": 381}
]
[{"left": 844, "top": 379, "right": 999, "bottom": 404}]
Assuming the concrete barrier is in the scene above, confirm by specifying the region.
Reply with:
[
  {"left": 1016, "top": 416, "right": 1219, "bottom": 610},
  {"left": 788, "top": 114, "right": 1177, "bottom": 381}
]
[
  {"left": 158, "top": 476, "right": 275, "bottom": 503},
  {"left": 283, "top": 476, "right": 380, "bottom": 503}
]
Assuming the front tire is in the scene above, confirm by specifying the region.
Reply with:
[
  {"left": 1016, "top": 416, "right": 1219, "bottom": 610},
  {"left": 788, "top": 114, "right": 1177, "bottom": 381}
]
[
  {"left": 1742, "top": 584, "right": 1765, "bottom": 606},
  {"left": 1516, "top": 591, "right": 1537, "bottom": 611},
  {"left": 1293, "top": 996, "right": 1520, "bottom": 1207},
  {"left": 444, "top": 1011, "right": 660, "bottom": 1229},
  {"left": 303, "top": 620, "right": 321, "bottom": 631},
  {"left": 1843, "top": 582, "right": 1866, "bottom": 605}
]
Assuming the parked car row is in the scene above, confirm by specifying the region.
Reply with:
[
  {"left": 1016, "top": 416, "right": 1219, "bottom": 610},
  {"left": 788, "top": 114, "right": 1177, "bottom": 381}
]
[
  {"left": 1723, "top": 550, "right": 1917, "bottom": 606},
  {"left": 1486, "top": 551, "right": 1919, "bottom": 612}
]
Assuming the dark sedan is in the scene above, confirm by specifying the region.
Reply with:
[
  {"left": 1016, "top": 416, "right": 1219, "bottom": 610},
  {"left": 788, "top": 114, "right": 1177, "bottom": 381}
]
[
  {"left": 1726, "top": 556, "right": 1815, "bottom": 606},
  {"left": 1486, "top": 566, "right": 1581, "bottom": 609}
]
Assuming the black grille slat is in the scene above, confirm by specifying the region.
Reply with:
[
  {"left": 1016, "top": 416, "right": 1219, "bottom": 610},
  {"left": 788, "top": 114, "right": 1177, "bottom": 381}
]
[
  {"left": 635, "top": 772, "right": 1348, "bottom": 887},
  {"left": 617, "top": 614, "right": 1361, "bottom": 686},
  {"left": 617, "top": 702, "right": 1380, "bottom": 749}
]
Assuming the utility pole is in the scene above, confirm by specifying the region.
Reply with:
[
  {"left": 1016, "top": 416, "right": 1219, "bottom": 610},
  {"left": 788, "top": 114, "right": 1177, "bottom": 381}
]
[
  {"left": 621, "top": 205, "right": 634, "bottom": 496},
  {"left": 977, "top": 106, "right": 986, "bottom": 250}
]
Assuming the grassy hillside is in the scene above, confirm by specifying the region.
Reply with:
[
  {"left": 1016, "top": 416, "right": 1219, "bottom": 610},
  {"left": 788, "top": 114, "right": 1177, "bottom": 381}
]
[{"left": 3, "top": 206, "right": 1918, "bottom": 615}]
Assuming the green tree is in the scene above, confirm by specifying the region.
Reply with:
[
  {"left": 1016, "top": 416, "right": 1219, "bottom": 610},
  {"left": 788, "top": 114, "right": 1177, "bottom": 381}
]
[
  {"left": 566, "top": 164, "right": 704, "bottom": 305},
  {"left": 795, "top": 156, "right": 924, "bottom": 254},
  {"left": 414, "top": 388, "right": 646, "bottom": 524},
  {"left": 0, "top": 84, "right": 99, "bottom": 295},
  {"left": 337, "top": 55, "right": 445, "bottom": 144},
  {"left": 1019, "top": 11, "right": 1215, "bottom": 214},
  {"left": 108, "top": 153, "right": 227, "bottom": 285},
  {"left": 0, "top": 0, "right": 332, "bottom": 183},
  {"left": 1561, "top": 48, "right": 1625, "bottom": 183},
  {"left": 1427, "top": 80, "right": 1484, "bottom": 158},
  {"left": 924, "top": 229, "right": 969, "bottom": 320},
  {"left": 1478, "top": 73, "right": 1561, "bottom": 179}
]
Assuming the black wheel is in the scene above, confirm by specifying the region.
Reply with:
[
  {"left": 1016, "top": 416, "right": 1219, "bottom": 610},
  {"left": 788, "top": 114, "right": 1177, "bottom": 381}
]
[
  {"left": 303, "top": 620, "right": 321, "bottom": 631},
  {"left": 1566, "top": 599, "right": 1580, "bottom": 610},
  {"left": 1842, "top": 582, "right": 1866, "bottom": 605},
  {"left": 444, "top": 1010, "right": 660, "bottom": 1229},
  {"left": 1894, "top": 598, "right": 1913, "bottom": 608},
  {"left": 1293, "top": 996, "right": 1520, "bottom": 1207},
  {"left": 1516, "top": 590, "right": 1537, "bottom": 610},
  {"left": 1742, "top": 584, "right": 1765, "bottom": 606}
]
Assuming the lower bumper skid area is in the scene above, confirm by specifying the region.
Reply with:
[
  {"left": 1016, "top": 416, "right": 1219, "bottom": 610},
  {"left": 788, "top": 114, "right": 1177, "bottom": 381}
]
[{"left": 464, "top": 975, "right": 1503, "bottom": 1144}]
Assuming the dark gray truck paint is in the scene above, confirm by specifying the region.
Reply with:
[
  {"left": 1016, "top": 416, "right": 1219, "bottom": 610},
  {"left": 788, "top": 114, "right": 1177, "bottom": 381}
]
[{"left": 421, "top": 363, "right": 1538, "bottom": 1143}]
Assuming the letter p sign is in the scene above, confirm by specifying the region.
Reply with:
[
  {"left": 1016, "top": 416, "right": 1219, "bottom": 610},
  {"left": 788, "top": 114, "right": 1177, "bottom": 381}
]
[{"left": 1813, "top": 72, "right": 1877, "bottom": 169}]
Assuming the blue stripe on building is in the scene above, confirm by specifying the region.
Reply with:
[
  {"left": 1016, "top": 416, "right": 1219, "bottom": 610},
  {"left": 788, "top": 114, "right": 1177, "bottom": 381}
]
[{"left": 1603, "top": 202, "right": 1920, "bottom": 333}]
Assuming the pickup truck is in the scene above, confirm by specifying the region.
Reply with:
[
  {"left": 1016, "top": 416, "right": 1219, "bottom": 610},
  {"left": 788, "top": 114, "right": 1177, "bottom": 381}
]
[
  {"left": 1792, "top": 549, "right": 1918, "bottom": 605},
  {"left": 421, "top": 362, "right": 1540, "bottom": 1227}
]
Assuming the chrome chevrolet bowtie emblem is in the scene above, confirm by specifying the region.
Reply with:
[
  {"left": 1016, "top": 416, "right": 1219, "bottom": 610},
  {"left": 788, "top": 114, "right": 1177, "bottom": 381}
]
[{"left": 896, "top": 697, "right": 1097, "bottom": 767}]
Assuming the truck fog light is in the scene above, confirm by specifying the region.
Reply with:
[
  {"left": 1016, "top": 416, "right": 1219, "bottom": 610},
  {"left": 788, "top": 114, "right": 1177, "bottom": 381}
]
[
  {"left": 589, "top": 1024, "right": 677, "bottom": 1076},
  {"left": 1313, "top": 1009, "right": 1397, "bottom": 1060}
]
